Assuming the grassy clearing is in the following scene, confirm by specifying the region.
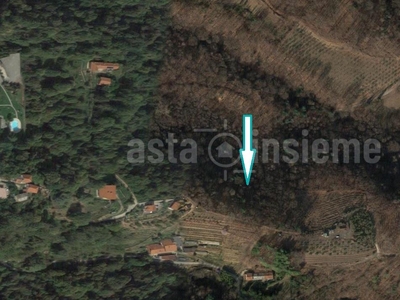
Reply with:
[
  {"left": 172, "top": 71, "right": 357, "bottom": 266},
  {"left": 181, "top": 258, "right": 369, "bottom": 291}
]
[
  {"left": 116, "top": 183, "right": 134, "bottom": 207},
  {"left": 0, "top": 85, "right": 24, "bottom": 128}
]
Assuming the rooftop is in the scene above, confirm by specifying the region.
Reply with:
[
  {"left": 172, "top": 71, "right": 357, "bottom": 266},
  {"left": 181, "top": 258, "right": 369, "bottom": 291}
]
[
  {"left": 25, "top": 185, "right": 39, "bottom": 194},
  {"left": 146, "top": 244, "right": 166, "bottom": 255},
  {"left": 169, "top": 202, "right": 181, "bottom": 211},
  {"left": 14, "top": 193, "right": 29, "bottom": 203},
  {"left": 244, "top": 271, "right": 274, "bottom": 281},
  {"left": 89, "top": 62, "right": 120, "bottom": 73},
  {"left": 161, "top": 239, "right": 175, "bottom": 246},
  {"left": 144, "top": 204, "right": 157, "bottom": 213},
  {"left": 98, "top": 77, "right": 112, "bottom": 86},
  {"left": 16, "top": 174, "right": 33, "bottom": 184},
  {"left": 98, "top": 185, "right": 117, "bottom": 201},
  {"left": 0, "top": 187, "right": 8, "bottom": 199}
]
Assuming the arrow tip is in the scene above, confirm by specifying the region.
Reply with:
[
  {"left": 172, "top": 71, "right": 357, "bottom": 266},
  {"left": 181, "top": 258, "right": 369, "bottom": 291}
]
[{"left": 239, "top": 149, "right": 256, "bottom": 186}]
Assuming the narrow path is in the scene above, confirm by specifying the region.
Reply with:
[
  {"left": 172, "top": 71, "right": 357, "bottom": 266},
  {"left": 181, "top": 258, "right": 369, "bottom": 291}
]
[
  {"left": 375, "top": 243, "right": 381, "bottom": 257},
  {"left": 115, "top": 174, "right": 138, "bottom": 205}
]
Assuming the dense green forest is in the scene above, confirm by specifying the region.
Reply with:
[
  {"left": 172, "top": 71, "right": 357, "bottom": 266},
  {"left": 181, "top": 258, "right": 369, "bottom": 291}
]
[
  {"left": 0, "top": 0, "right": 189, "bottom": 200},
  {"left": 0, "top": 1, "right": 204, "bottom": 298},
  {"left": 0, "top": 255, "right": 237, "bottom": 299}
]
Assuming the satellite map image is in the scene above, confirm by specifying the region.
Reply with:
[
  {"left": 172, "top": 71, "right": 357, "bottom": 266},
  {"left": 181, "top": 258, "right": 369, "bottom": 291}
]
[{"left": 1, "top": 0, "right": 400, "bottom": 299}]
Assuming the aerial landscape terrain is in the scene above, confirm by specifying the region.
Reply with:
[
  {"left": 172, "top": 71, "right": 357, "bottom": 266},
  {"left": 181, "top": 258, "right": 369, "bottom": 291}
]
[{"left": 1, "top": 0, "right": 400, "bottom": 299}]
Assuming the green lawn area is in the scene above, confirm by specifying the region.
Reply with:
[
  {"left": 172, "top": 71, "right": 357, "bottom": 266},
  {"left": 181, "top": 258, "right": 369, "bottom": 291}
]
[
  {"left": 0, "top": 105, "right": 16, "bottom": 120},
  {"left": 83, "top": 197, "right": 121, "bottom": 221},
  {"left": 117, "top": 184, "right": 134, "bottom": 207},
  {"left": 0, "top": 85, "right": 24, "bottom": 128}
]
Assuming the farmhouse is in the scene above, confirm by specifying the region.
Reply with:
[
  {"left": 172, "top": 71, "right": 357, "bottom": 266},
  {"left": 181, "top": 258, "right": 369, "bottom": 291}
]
[
  {"left": 144, "top": 204, "right": 157, "bottom": 214},
  {"left": 25, "top": 184, "right": 39, "bottom": 194},
  {"left": 147, "top": 240, "right": 178, "bottom": 256},
  {"left": 97, "top": 185, "right": 117, "bottom": 201},
  {"left": 161, "top": 239, "right": 178, "bottom": 252},
  {"left": 98, "top": 77, "right": 112, "bottom": 86},
  {"left": 14, "top": 193, "right": 29, "bottom": 203},
  {"left": 15, "top": 174, "right": 32, "bottom": 184},
  {"left": 243, "top": 271, "right": 274, "bottom": 281},
  {"left": 89, "top": 62, "right": 119, "bottom": 73},
  {"left": 168, "top": 201, "right": 181, "bottom": 211},
  {"left": 147, "top": 244, "right": 166, "bottom": 256}
]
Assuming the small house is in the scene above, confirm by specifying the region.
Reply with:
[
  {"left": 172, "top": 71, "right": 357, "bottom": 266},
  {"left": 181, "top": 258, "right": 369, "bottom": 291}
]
[
  {"left": 98, "top": 77, "right": 112, "bottom": 86},
  {"left": 144, "top": 204, "right": 157, "bottom": 214},
  {"left": 168, "top": 201, "right": 181, "bottom": 211},
  {"left": 146, "top": 244, "right": 165, "bottom": 256},
  {"left": 14, "top": 193, "right": 29, "bottom": 203},
  {"left": 25, "top": 184, "right": 39, "bottom": 194},
  {"left": 161, "top": 239, "right": 178, "bottom": 252},
  {"left": 89, "top": 62, "right": 119, "bottom": 73},
  {"left": 15, "top": 174, "right": 32, "bottom": 184},
  {"left": 97, "top": 185, "right": 117, "bottom": 201},
  {"left": 244, "top": 271, "right": 274, "bottom": 282},
  {"left": 0, "top": 185, "right": 9, "bottom": 199}
]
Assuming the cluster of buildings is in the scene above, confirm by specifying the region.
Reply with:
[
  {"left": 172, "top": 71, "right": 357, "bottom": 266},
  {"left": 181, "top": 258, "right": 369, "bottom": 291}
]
[
  {"left": 14, "top": 174, "right": 40, "bottom": 202},
  {"left": 95, "top": 184, "right": 190, "bottom": 218},
  {"left": 0, "top": 174, "right": 41, "bottom": 202},
  {"left": 0, "top": 174, "right": 41, "bottom": 203},
  {"left": 146, "top": 237, "right": 219, "bottom": 261},
  {"left": 147, "top": 239, "right": 179, "bottom": 261},
  {"left": 143, "top": 200, "right": 186, "bottom": 214},
  {"left": 243, "top": 271, "right": 274, "bottom": 282},
  {"left": 88, "top": 61, "right": 120, "bottom": 87}
]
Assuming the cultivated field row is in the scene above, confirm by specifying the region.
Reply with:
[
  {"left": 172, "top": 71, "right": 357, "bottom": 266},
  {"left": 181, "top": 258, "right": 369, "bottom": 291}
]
[
  {"left": 305, "top": 191, "right": 365, "bottom": 230},
  {"left": 305, "top": 250, "right": 375, "bottom": 265}
]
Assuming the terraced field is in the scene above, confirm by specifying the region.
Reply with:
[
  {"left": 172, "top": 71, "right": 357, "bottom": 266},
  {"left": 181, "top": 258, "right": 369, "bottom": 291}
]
[
  {"left": 173, "top": 0, "right": 400, "bottom": 110},
  {"left": 276, "top": 23, "right": 400, "bottom": 107},
  {"left": 307, "top": 239, "right": 373, "bottom": 256},
  {"left": 305, "top": 191, "right": 366, "bottom": 230},
  {"left": 305, "top": 250, "right": 375, "bottom": 265},
  {"left": 179, "top": 211, "right": 262, "bottom": 268}
]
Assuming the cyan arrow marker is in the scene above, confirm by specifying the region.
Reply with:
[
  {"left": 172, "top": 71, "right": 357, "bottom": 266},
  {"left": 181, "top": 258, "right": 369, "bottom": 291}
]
[{"left": 239, "top": 114, "right": 256, "bottom": 186}]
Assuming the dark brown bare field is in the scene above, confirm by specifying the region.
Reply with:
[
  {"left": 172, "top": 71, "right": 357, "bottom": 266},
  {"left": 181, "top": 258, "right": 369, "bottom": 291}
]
[{"left": 154, "top": 0, "right": 400, "bottom": 298}]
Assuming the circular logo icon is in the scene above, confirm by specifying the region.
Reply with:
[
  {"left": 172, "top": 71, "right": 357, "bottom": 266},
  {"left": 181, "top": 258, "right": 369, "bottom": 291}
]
[{"left": 208, "top": 133, "right": 242, "bottom": 168}]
